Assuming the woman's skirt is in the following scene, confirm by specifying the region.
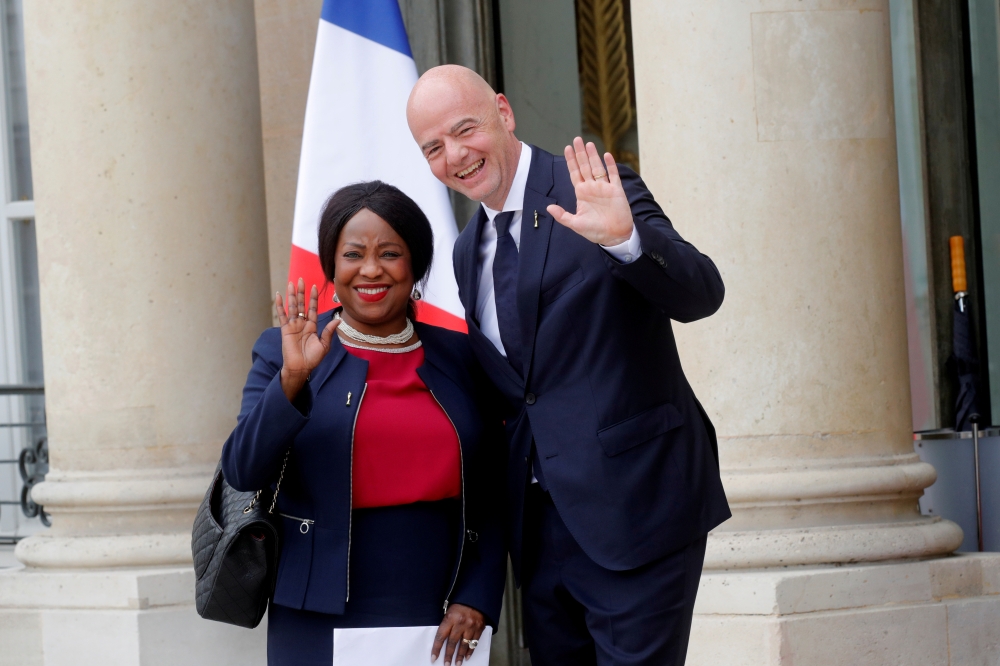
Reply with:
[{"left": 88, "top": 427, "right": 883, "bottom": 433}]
[{"left": 267, "top": 498, "right": 460, "bottom": 665}]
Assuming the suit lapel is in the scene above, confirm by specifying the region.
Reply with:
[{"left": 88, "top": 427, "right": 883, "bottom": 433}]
[
  {"left": 468, "top": 318, "right": 524, "bottom": 389},
  {"left": 414, "top": 338, "right": 481, "bottom": 463},
  {"left": 453, "top": 148, "right": 557, "bottom": 387},
  {"left": 456, "top": 206, "right": 488, "bottom": 323},
  {"left": 414, "top": 323, "right": 470, "bottom": 391},
  {"left": 517, "top": 147, "right": 556, "bottom": 382},
  {"left": 310, "top": 312, "right": 349, "bottom": 393},
  {"left": 451, "top": 211, "right": 525, "bottom": 389}
]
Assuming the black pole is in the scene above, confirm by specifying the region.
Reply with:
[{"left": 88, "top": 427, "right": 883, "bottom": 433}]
[{"left": 972, "top": 413, "right": 984, "bottom": 551}]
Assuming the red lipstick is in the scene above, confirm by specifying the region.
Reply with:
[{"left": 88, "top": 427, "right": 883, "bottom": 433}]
[{"left": 356, "top": 285, "right": 390, "bottom": 303}]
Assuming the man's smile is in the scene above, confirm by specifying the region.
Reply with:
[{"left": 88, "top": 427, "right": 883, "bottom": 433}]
[{"left": 456, "top": 158, "right": 485, "bottom": 180}]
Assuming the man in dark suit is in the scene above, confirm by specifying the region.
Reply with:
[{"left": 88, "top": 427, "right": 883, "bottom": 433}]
[{"left": 407, "top": 65, "right": 730, "bottom": 666}]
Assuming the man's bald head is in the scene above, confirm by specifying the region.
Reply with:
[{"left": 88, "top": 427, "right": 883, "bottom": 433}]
[
  {"left": 408, "top": 65, "right": 497, "bottom": 116},
  {"left": 406, "top": 65, "right": 522, "bottom": 210}
]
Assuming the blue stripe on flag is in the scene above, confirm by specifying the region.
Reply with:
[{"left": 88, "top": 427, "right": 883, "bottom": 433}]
[{"left": 321, "top": 0, "right": 413, "bottom": 58}]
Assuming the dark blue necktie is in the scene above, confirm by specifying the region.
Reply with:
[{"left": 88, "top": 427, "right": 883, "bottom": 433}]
[
  {"left": 492, "top": 211, "right": 523, "bottom": 376},
  {"left": 493, "top": 211, "right": 547, "bottom": 490}
]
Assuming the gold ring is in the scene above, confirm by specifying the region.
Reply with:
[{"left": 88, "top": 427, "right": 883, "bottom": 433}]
[
  {"left": 595, "top": 173, "right": 607, "bottom": 180},
  {"left": 462, "top": 638, "right": 479, "bottom": 649}
]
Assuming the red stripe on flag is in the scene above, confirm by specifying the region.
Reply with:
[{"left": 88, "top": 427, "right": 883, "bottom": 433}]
[
  {"left": 288, "top": 244, "right": 468, "bottom": 333},
  {"left": 414, "top": 300, "right": 468, "bottom": 333},
  {"left": 289, "top": 244, "right": 335, "bottom": 312}
]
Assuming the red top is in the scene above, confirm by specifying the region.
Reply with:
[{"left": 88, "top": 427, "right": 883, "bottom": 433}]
[{"left": 344, "top": 343, "right": 462, "bottom": 509}]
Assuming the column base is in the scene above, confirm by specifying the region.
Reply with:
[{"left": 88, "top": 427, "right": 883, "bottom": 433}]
[
  {"left": 0, "top": 565, "right": 266, "bottom": 666},
  {"left": 688, "top": 553, "right": 1000, "bottom": 665},
  {"left": 705, "top": 516, "right": 964, "bottom": 568},
  {"left": 16, "top": 466, "right": 212, "bottom": 569},
  {"left": 15, "top": 532, "right": 194, "bottom": 569}
]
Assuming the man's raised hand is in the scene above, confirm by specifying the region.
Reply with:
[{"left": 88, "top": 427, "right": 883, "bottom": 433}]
[
  {"left": 274, "top": 278, "right": 339, "bottom": 401},
  {"left": 546, "top": 137, "right": 634, "bottom": 247}
]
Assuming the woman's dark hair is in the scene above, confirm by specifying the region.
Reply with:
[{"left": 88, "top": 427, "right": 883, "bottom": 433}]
[{"left": 317, "top": 180, "right": 434, "bottom": 300}]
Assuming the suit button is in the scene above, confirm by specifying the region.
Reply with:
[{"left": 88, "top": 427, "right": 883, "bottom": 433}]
[{"left": 525, "top": 393, "right": 536, "bottom": 405}]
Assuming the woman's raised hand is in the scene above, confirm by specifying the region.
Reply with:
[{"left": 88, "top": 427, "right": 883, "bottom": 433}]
[{"left": 274, "top": 278, "right": 339, "bottom": 402}]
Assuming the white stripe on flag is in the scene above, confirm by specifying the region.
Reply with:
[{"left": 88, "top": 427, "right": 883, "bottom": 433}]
[{"left": 292, "top": 19, "right": 462, "bottom": 320}]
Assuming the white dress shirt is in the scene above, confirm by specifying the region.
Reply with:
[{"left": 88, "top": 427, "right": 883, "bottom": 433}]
[{"left": 475, "top": 143, "right": 641, "bottom": 358}]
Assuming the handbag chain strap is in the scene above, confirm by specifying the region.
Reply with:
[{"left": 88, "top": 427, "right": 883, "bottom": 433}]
[{"left": 242, "top": 448, "right": 292, "bottom": 515}]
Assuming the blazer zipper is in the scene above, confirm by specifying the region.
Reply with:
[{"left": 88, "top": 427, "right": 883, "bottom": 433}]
[
  {"left": 277, "top": 513, "right": 314, "bottom": 534},
  {"left": 430, "top": 389, "right": 466, "bottom": 614},
  {"left": 345, "top": 382, "right": 367, "bottom": 603}
]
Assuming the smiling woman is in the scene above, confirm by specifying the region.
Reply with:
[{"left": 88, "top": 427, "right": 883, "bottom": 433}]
[
  {"left": 221, "top": 179, "right": 507, "bottom": 666},
  {"left": 318, "top": 181, "right": 434, "bottom": 331}
]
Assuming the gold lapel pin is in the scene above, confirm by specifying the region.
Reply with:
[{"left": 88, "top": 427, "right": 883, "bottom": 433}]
[
  {"left": 346, "top": 391, "right": 352, "bottom": 406},
  {"left": 534, "top": 210, "right": 539, "bottom": 228}
]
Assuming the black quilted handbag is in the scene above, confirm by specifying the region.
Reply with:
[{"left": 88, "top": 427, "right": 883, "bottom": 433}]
[{"left": 191, "top": 450, "right": 289, "bottom": 628}]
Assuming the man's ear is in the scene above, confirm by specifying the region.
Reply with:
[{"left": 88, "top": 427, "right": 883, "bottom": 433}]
[{"left": 495, "top": 93, "right": 517, "bottom": 132}]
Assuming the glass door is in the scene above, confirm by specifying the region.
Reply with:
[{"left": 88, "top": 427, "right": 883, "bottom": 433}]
[{"left": 0, "top": 0, "right": 45, "bottom": 543}]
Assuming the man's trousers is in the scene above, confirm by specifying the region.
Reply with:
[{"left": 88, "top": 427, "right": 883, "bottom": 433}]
[{"left": 521, "top": 484, "right": 707, "bottom": 666}]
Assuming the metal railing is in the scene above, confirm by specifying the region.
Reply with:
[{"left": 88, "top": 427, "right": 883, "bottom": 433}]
[{"left": 0, "top": 384, "right": 48, "bottom": 544}]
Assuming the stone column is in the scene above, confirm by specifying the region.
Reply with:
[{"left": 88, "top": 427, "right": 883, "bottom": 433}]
[
  {"left": 0, "top": 2, "right": 271, "bottom": 663},
  {"left": 633, "top": 1, "right": 1000, "bottom": 663},
  {"left": 254, "top": 0, "right": 322, "bottom": 304}
]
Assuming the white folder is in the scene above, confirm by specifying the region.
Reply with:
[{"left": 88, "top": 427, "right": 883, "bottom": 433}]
[{"left": 332, "top": 626, "right": 492, "bottom": 665}]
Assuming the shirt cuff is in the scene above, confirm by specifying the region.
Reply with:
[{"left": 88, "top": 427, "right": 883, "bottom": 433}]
[{"left": 600, "top": 224, "right": 642, "bottom": 264}]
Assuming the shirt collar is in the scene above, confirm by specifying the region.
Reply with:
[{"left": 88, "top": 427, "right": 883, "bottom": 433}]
[{"left": 482, "top": 142, "right": 532, "bottom": 222}]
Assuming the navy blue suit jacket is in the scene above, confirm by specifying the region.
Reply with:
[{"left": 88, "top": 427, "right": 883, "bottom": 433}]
[
  {"left": 220, "top": 314, "right": 507, "bottom": 627},
  {"left": 453, "top": 146, "right": 731, "bottom": 579}
]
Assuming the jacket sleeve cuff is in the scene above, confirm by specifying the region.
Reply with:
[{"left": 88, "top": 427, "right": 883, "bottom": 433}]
[
  {"left": 449, "top": 592, "right": 500, "bottom": 632},
  {"left": 262, "top": 370, "right": 313, "bottom": 424}
]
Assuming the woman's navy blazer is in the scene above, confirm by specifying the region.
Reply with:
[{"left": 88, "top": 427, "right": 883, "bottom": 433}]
[{"left": 220, "top": 311, "right": 507, "bottom": 627}]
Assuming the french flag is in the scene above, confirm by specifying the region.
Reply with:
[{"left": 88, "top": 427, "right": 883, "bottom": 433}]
[{"left": 289, "top": 0, "right": 466, "bottom": 332}]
